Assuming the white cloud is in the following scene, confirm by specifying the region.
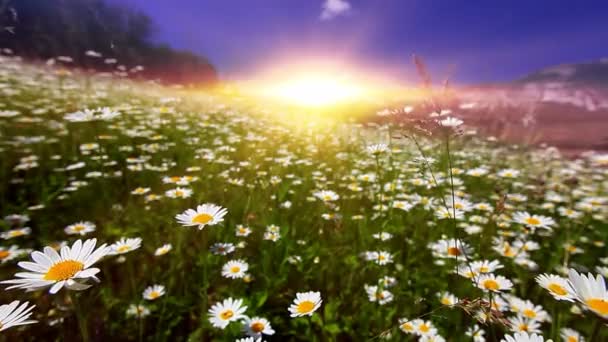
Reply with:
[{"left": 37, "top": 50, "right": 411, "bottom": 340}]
[{"left": 320, "top": 0, "right": 351, "bottom": 20}]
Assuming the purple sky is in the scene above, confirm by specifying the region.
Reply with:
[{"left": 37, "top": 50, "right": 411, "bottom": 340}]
[{"left": 113, "top": 0, "right": 608, "bottom": 83}]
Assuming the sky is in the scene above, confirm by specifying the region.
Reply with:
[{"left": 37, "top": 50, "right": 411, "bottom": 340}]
[{"left": 113, "top": 0, "right": 608, "bottom": 84}]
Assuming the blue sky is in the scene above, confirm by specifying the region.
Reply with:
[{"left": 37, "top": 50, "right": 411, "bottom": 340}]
[{"left": 114, "top": 0, "right": 608, "bottom": 83}]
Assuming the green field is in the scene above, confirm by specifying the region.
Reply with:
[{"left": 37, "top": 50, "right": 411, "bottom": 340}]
[{"left": 0, "top": 56, "right": 607, "bottom": 341}]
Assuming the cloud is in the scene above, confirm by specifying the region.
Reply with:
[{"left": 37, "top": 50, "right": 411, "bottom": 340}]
[{"left": 320, "top": 0, "right": 351, "bottom": 20}]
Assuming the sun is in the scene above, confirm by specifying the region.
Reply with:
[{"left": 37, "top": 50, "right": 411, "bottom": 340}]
[{"left": 267, "top": 75, "right": 364, "bottom": 107}]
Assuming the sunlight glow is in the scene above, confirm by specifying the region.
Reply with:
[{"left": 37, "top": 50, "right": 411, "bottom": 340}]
[{"left": 268, "top": 75, "right": 364, "bottom": 107}]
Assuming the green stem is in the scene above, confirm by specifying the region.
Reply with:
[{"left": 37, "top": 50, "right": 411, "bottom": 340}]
[{"left": 71, "top": 293, "right": 90, "bottom": 342}]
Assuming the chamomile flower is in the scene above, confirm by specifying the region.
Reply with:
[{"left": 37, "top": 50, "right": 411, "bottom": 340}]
[
  {"left": 236, "top": 225, "right": 252, "bottom": 237},
  {"left": 1, "top": 228, "right": 32, "bottom": 240},
  {"left": 176, "top": 203, "right": 228, "bottom": 230},
  {"left": 165, "top": 187, "right": 193, "bottom": 199},
  {"left": 501, "top": 332, "right": 549, "bottom": 342},
  {"left": 143, "top": 284, "right": 165, "bottom": 300},
  {"left": 109, "top": 237, "right": 142, "bottom": 255},
  {"left": 1, "top": 239, "right": 109, "bottom": 293},
  {"left": 513, "top": 212, "right": 555, "bottom": 230},
  {"left": 64, "top": 221, "right": 96, "bottom": 236},
  {"left": 288, "top": 291, "right": 322, "bottom": 317},
  {"left": 313, "top": 190, "right": 339, "bottom": 202},
  {"left": 208, "top": 297, "right": 247, "bottom": 329},
  {"left": 126, "top": 304, "right": 150, "bottom": 318},
  {"left": 476, "top": 274, "right": 513, "bottom": 293},
  {"left": 211, "top": 242, "right": 235, "bottom": 255},
  {"left": 154, "top": 244, "right": 172, "bottom": 256},
  {"left": 535, "top": 274, "right": 575, "bottom": 301},
  {"left": 364, "top": 284, "right": 393, "bottom": 305},
  {"left": 567, "top": 269, "right": 608, "bottom": 318},
  {"left": 0, "top": 301, "right": 37, "bottom": 331},
  {"left": 222, "top": 260, "right": 248, "bottom": 279},
  {"left": 414, "top": 319, "right": 437, "bottom": 336},
  {"left": 0, "top": 245, "right": 30, "bottom": 264},
  {"left": 560, "top": 328, "right": 584, "bottom": 342},
  {"left": 243, "top": 316, "right": 275, "bottom": 338},
  {"left": 367, "top": 143, "right": 388, "bottom": 154},
  {"left": 438, "top": 292, "right": 459, "bottom": 306},
  {"left": 509, "top": 316, "right": 541, "bottom": 334}
]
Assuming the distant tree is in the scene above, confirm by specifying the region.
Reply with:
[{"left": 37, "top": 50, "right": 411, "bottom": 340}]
[{"left": 0, "top": 0, "right": 218, "bottom": 85}]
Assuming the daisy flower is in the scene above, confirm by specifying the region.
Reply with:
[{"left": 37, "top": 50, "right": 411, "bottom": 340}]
[
  {"left": 438, "top": 292, "right": 459, "bottom": 306},
  {"left": 512, "top": 212, "right": 555, "bottom": 230},
  {"left": 560, "top": 328, "right": 584, "bottom": 342},
  {"left": 567, "top": 269, "right": 608, "bottom": 318},
  {"left": 430, "top": 239, "right": 472, "bottom": 259},
  {"left": 64, "top": 221, "right": 96, "bottom": 236},
  {"left": 221, "top": 260, "right": 248, "bottom": 279},
  {"left": 210, "top": 242, "right": 235, "bottom": 255},
  {"left": 471, "top": 260, "right": 503, "bottom": 274},
  {"left": 154, "top": 244, "right": 172, "bottom": 256},
  {"left": 236, "top": 225, "right": 252, "bottom": 237},
  {"left": 109, "top": 237, "right": 142, "bottom": 255},
  {"left": 208, "top": 297, "right": 247, "bottom": 329},
  {"left": 501, "top": 332, "right": 548, "bottom": 342},
  {"left": 439, "top": 116, "right": 463, "bottom": 127},
  {"left": 176, "top": 203, "right": 228, "bottom": 230},
  {"left": 126, "top": 304, "right": 150, "bottom": 318},
  {"left": 143, "top": 284, "right": 165, "bottom": 300},
  {"left": 243, "top": 316, "right": 275, "bottom": 338},
  {"left": 313, "top": 190, "right": 339, "bottom": 202},
  {"left": 0, "top": 301, "right": 37, "bottom": 331},
  {"left": 288, "top": 291, "right": 322, "bottom": 317},
  {"left": 1, "top": 228, "right": 32, "bottom": 240},
  {"left": 165, "top": 187, "right": 193, "bottom": 199},
  {"left": 1, "top": 239, "right": 109, "bottom": 293},
  {"left": 535, "top": 274, "right": 575, "bottom": 301},
  {"left": 509, "top": 316, "right": 541, "bottom": 334},
  {"left": 365, "top": 285, "right": 393, "bottom": 305},
  {"left": 366, "top": 143, "right": 388, "bottom": 154},
  {"left": 130, "top": 187, "right": 150, "bottom": 195},
  {"left": 0, "top": 245, "right": 30, "bottom": 264},
  {"left": 476, "top": 274, "right": 513, "bottom": 293},
  {"left": 413, "top": 319, "right": 437, "bottom": 336}
]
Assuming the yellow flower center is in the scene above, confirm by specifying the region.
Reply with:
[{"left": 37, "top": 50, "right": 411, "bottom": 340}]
[
  {"left": 323, "top": 195, "right": 332, "bottom": 201},
  {"left": 149, "top": 291, "right": 160, "bottom": 299},
  {"left": 523, "top": 309, "right": 536, "bottom": 318},
  {"left": 296, "top": 300, "right": 315, "bottom": 314},
  {"left": 586, "top": 298, "right": 608, "bottom": 315},
  {"left": 401, "top": 323, "right": 414, "bottom": 331},
  {"left": 230, "top": 266, "right": 241, "bottom": 273},
  {"left": 419, "top": 323, "right": 430, "bottom": 333},
  {"left": 483, "top": 279, "right": 499, "bottom": 291},
  {"left": 175, "top": 190, "right": 184, "bottom": 197},
  {"left": 251, "top": 322, "right": 265, "bottom": 333},
  {"left": 519, "top": 324, "right": 529, "bottom": 331},
  {"left": 525, "top": 217, "right": 540, "bottom": 226},
  {"left": 0, "top": 250, "right": 10, "bottom": 260},
  {"left": 192, "top": 213, "right": 213, "bottom": 224},
  {"left": 117, "top": 245, "right": 131, "bottom": 253},
  {"left": 9, "top": 231, "right": 25, "bottom": 237},
  {"left": 447, "top": 247, "right": 461, "bottom": 256},
  {"left": 441, "top": 297, "right": 452, "bottom": 305},
  {"left": 73, "top": 225, "right": 85, "bottom": 231},
  {"left": 44, "top": 260, "right": 84, "bottom": 281},
  {"left": 479, "top": 266, "right": 489, "bottom": 273},
  {"left": 220, "top": 309, "right": 234, "bottom": 320},
  {"left": 567, "top": 337, "right": 578, "bottom": 342},
  {"left": 548, "top": 283, "right": 568, "bottom": 296}
]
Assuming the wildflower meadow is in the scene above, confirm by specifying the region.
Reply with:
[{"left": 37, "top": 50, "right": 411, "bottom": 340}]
[{"left": 0, "top": 55, "right": 607, "bottom": 341}]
